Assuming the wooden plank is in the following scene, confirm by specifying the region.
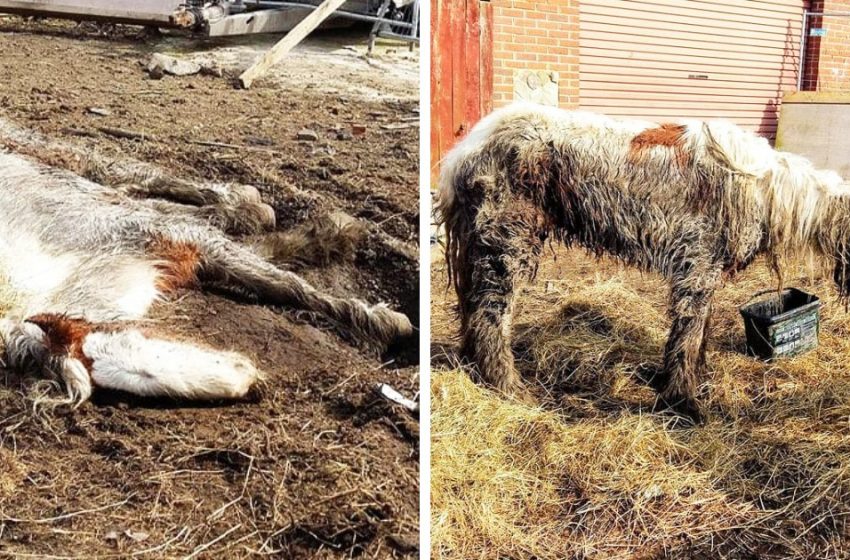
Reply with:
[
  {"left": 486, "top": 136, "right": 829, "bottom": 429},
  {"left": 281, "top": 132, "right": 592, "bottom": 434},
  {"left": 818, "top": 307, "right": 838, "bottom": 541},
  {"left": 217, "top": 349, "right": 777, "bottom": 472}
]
[
  {"left": 479, "top": 0, "right": 494, "bottom": 116},
  {"left": 437, "top": 0, "right": 452, "bottom": 163},
  {"left": 437, "top": 0, "right": 455, "bottom": 173},
  {"left": 450, "top": 0, "right": 467, "bottom": 143},
  {"left": 0, "top": 0, "right": 180, "bottom": 25},
  {"left": 432, "top": 0, "right": 495, "bottom": 183},
  {"left": 463, "top": 0, "right": 482, "bottom": 136},
  {"left": 238, "top": 0, "right": 347, "bottom": 89},
  {"left": 430, "top": 0, "right": 443, "bottom": 183}
]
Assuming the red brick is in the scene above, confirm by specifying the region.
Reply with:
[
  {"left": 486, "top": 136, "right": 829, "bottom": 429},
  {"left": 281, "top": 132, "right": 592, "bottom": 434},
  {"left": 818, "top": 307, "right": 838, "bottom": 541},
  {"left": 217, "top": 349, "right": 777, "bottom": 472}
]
[
  {"left": 804, "top": 0, "right": 850, "bottom": 91},
  {"left": 491, "top": 0, "right": 579, "bottom": 108}
]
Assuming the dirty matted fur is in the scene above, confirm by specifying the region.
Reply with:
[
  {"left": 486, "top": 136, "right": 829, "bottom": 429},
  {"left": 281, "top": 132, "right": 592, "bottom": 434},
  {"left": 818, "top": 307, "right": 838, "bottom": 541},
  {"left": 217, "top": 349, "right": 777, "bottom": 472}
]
[
  {"left": 0, "top": 119, "right": 413, "bottom": 406},
  {"left": 436, "top": 102, "right": 850, "bottom": 422}
]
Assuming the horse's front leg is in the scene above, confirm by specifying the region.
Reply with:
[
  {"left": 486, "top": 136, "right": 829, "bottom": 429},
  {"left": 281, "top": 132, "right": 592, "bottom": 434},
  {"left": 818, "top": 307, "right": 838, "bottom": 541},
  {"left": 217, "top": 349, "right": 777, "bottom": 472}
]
[{"left": 657, "top": 254, "right": 723, "bottom": 423}]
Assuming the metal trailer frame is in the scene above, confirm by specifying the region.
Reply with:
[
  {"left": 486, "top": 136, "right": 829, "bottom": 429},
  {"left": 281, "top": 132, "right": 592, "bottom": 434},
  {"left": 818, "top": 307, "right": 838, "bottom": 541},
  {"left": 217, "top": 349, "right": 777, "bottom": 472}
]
[
  {"left": 797, "top": 11, "right": 850, "bottom": 91},
  {"left": 367, "top": 0, "right": 419, "bottom": 53},
  {"left": 217, "top": 0, "right": 417, "bottom": 39},
  {"left": 0, "top": 0, "right": 183, "bottom": 25},
  {"left": 0, "top": 0, "right": 421, "bottom": 39}
]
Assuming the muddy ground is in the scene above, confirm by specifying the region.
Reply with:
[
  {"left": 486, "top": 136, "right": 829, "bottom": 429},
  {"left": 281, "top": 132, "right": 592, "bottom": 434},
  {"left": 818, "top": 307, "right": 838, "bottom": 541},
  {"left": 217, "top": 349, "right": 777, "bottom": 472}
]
[{"left": 0, "top": 17, "right": 419, "bottom": 559}]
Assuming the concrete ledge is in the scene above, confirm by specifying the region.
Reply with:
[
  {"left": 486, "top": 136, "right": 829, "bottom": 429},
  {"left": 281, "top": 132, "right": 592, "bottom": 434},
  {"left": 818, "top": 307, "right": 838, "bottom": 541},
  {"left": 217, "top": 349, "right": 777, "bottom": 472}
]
[
  {"left": 783, "top": 92, "right": 850, "bottom": 104},
  {"left": 776, "top": 92, "right": 850, "bottom": 178}
]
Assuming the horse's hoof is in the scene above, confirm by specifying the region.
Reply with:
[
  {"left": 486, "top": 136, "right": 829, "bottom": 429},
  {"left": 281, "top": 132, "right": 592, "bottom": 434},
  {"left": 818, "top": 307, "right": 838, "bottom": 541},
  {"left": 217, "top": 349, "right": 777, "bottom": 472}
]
[
  {"left": 655, "top": 394, "right": 704, "bottom": 426},
  {"left": 495, "top": 377, "right": 535, "bottom": 405},
  {"left": 232, "top": 184, "right": 262, "bottom": 204},
  {"left": 672, "top": 399, "right": 704, "bottom": 425},
  {"left": 255, "top": 203, "right": 277, "bottom": 230}
]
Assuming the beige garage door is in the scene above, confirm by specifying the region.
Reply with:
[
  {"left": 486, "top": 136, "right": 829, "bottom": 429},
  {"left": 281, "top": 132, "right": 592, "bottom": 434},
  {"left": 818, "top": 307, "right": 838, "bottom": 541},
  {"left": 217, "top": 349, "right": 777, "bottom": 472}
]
[{"left": 580, "top": 0, "right": 807, "bottom": 138}]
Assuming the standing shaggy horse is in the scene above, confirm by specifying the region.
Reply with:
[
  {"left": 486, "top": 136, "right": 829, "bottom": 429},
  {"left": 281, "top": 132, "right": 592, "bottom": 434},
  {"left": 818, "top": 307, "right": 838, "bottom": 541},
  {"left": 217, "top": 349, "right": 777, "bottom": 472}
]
[
  {"left": 437, "top": 102, "right": 850, "bottom": 421},
  {"left": 0, "top": 117, "right": 412, "bottom": 406}
]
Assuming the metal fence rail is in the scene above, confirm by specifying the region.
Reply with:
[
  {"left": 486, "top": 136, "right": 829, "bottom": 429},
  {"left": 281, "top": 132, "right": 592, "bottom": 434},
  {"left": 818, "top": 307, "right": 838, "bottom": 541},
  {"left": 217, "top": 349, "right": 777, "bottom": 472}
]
[
  {"left": 798, "top": 10, "right": 850, "bottom": 91},
  {"left": 368, "top": 0, "right": 419, "bottom": 53}
]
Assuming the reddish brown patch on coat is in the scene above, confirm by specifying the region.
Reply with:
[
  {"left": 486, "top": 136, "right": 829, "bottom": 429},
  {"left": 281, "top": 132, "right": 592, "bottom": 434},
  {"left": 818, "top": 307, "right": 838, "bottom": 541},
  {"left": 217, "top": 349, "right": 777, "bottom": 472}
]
[
  {"left": 628, "top": 124, "right": 690, "bottom": 168},
  {"left": 148, "top": 237, "right": 201, "bottom": 294},
  {"left": 25, "top": 313, "right": 94, "bottom": 371}
]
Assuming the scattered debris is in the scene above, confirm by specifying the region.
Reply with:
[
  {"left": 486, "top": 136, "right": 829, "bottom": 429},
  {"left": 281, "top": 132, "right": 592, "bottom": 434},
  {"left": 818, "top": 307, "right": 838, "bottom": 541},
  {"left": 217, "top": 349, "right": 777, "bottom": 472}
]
[
  {"left": 312, "top": 142, "right": 336, "bottom": 157},
  {"left": 97, "top": 126, "right": 155, "bottom": 142},
  {"left": 145, "top": 54, "right": 222, "bottom": 79},
  {"left": 148, "top": 65, "right": 165, "bottom": 80},
  {"left": 352, "top": 124, "right": 367, "bottom": 136},
  {"left": 87, "top": 107, "right": 111, "bottom": 117},
  {"left": 380, "top": 122, "right": 417, "bottom": 131},
  {"left": 377, "top": 383, "right": 419, "bottom": 414},
  {"left": 387, "top": 533, "right": 419, "bottom": 555},
  {"left": 245, "top": 136, "right": 273, "bottom": 147},
  {"left": 124, "top": 529, "right": 149, "bottom": 542},
  {"left": 198, "top": 60, "right": 223, "bottom": 78},
  {"left": 186, "top": 139, "right": 283, "bottom": 154},
  {"left": 146, "top": 53, "right": 201, "bottom": 77},
  {"left": 103, "top": 530, "right": 120, "bottom": 543},
  {"left": 297, "top": 128, "right": 319, "bottom": 142},
  {"left": 105, "top": 528, "right": 149, "bottom": 543}
]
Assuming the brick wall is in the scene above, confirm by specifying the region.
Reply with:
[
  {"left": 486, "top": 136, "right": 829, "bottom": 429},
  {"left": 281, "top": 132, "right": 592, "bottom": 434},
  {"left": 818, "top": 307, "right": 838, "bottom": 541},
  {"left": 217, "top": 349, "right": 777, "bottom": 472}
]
[
  {"left": 491, "top": 0, "right": 580, "bottom": 108},
  {"left": 803, "top": 0, "right": 850, "bottom": 91}
]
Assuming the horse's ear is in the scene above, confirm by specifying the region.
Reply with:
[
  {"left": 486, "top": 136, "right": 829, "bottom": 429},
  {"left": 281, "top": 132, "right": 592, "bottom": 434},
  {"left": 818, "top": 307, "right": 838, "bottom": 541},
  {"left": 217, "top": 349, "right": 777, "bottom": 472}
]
[{"left": 700, "top": 122, "right": 770, "bottom": 178}]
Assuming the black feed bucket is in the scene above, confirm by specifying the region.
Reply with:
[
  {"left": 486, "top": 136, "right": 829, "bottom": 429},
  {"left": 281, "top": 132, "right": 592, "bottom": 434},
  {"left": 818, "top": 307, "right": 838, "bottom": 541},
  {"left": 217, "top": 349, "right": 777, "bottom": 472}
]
[{"left": 739, "top": 288, "right": 820, "bottom": 360}]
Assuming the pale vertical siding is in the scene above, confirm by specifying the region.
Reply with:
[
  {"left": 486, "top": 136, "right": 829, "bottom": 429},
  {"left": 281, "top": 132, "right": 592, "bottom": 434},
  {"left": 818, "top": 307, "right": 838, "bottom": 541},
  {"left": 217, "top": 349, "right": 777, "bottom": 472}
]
[{"left": 580, "top": 0, "right": 807, "bottom": 138}]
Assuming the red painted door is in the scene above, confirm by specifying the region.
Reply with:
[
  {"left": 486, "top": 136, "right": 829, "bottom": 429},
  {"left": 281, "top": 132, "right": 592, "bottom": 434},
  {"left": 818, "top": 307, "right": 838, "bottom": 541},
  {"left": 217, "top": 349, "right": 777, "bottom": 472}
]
[{"left": 431, "top": 0, "right": 493, "bottom": 184}]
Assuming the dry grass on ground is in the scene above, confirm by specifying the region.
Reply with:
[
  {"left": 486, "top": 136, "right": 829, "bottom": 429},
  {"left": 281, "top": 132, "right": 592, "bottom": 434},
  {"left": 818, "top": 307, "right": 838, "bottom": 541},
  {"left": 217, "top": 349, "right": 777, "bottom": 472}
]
[{"left": 432, "top": 246, "right": 850, "bottom": 560}]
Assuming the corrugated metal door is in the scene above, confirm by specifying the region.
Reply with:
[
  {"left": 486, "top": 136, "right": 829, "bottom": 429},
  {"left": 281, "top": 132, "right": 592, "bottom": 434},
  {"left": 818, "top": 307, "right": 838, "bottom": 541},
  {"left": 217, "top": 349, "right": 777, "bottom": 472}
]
[{"left": 580, "top": 0, "right": 807, "bottom": 138}]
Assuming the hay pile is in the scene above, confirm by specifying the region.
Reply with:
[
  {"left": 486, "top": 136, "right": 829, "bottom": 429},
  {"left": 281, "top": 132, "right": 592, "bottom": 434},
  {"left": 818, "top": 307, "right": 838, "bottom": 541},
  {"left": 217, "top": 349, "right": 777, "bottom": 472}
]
[{"left": 431, "top": 247, "right": 850, "bottom": 559}]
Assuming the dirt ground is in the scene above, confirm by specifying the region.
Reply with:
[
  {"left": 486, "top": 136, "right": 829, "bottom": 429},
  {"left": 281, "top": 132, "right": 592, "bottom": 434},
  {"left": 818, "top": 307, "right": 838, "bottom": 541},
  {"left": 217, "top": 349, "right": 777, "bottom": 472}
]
[
  {"left": 0, "top": 17, "right": 419, "bottom": 559},
  {"left": 432, "top": 245, "right": 850, "bottom": 559}
]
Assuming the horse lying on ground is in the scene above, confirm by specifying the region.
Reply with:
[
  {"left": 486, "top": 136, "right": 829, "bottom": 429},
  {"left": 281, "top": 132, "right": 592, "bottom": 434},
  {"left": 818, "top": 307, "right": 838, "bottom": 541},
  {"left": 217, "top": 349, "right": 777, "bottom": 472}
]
[
  {"left": 0, "top": 118, "right": 412, "bottom": 406},
  {"left": 437, "top": 102, "right": 850, "bottom": 422}
]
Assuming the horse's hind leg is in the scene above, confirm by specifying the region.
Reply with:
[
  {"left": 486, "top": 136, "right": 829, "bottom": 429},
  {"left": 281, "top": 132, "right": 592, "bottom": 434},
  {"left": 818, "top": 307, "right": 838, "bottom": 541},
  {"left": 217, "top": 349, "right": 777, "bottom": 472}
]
[
  {"left": 657, "top": 250, "right": 723, "bottom": 423},
  {"left": 142, "top": 197, "right": 277, "bottom": 236},
  {"left": 0, "top": 120, "right": 275, "bottom": 235},
  {"left": 87, "top": 160, "right": 277, "bottom": 235},
  {"left": 453, "top": 199, "right": 545, "bottom": 395},
  {"left": 195, "top": 236, "right": 413, "bottom": 347}
]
